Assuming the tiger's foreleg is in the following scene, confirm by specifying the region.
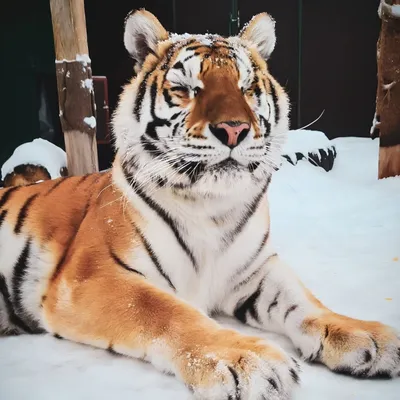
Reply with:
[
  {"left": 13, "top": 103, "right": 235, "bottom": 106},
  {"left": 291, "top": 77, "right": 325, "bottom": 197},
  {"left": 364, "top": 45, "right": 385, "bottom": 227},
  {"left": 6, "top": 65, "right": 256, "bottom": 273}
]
[
  {"left": 225, "top": 254, "right": 400, "bottom": 379},
  {"left": 42, "top": 262, "right": 299, "bottom": 399}
]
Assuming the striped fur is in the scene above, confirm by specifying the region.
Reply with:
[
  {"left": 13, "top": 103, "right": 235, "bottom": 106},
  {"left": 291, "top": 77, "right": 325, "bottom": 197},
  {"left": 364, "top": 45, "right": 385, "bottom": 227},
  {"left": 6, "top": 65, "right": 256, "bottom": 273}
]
[{"left": 0, "top": 10, "right": 399, "bottom": 399}]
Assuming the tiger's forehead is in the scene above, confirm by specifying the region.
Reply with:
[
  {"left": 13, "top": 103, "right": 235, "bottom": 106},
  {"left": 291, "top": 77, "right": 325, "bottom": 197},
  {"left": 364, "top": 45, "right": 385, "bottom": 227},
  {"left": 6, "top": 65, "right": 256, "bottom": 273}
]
[
  {"left": 165, "top": 34, "right": 253, "bottom": 67},
  {"left": 162, "top": 34, "right": 255, "bottom": 86}
]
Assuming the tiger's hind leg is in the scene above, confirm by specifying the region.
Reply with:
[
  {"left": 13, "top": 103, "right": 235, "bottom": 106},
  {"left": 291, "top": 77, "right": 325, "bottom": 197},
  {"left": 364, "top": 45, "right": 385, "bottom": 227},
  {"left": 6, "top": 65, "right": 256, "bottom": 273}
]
[
  {"left": 224, "top": 254, "right": 400, "bottom": 379},
  {"left": 42, "top": 259, "right": 299, "bottom": 399}
]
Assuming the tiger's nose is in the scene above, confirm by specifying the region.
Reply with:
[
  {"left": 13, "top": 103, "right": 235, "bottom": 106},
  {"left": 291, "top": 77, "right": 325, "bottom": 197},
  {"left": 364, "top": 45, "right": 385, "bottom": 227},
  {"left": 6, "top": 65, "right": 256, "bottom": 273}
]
[{"left": 209, "top": 121, "right": 250, "bottom": 148}]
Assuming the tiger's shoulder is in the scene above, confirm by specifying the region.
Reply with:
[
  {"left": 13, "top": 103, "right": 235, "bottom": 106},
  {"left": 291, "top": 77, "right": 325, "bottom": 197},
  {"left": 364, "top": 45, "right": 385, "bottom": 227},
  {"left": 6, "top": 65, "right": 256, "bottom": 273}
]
[{"left": 0, "top": 171, "right": 120, "bottom": 243}]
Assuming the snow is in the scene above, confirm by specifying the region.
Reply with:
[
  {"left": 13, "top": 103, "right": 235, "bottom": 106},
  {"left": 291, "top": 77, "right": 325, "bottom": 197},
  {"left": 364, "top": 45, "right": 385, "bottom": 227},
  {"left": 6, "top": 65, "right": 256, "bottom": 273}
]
[
  {"left": 393, "top": 5, "right": 400, "bottom": 17},
  {"left": 370, "top": 112, "right": 379, "bottom": 136},
  {"left": 1, "top": 137, "right": 400, "bottom": 399},
  {"left": 55, "top": 54, "right": 91, "bottom": 67},
  {"left": 383, "top": 81, "right": 396, "bottom": 91},
  {"left": 379, "top": 1, "right": 400, "bottom": 18},
  {"left": 282, "top": 129, "right": 333, "bottom": 164},
  {"left": 83, "top": 116, "right": 97, "bottom": 128},
  {"left": 1, "top": 138, "right": 67, "bottom": 180},
  {"left": 82, "top": 78, "right": 93, "bottom": 92}
]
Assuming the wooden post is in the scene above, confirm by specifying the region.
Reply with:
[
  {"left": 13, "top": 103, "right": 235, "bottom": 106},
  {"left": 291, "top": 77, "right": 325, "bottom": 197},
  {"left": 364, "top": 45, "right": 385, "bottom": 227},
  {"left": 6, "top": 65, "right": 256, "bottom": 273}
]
[
  {"left": 50, "top": 0, "right": 99, "bottom": 176},
  {"left": 373, "top": 0, "right": 400, "bottom": 179}
]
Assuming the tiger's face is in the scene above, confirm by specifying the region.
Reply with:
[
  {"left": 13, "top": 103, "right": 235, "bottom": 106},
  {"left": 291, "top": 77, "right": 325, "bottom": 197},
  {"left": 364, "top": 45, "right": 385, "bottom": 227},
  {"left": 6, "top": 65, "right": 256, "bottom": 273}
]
[{"left": 113, "top": 10, "right": 289, "bottom": 198}]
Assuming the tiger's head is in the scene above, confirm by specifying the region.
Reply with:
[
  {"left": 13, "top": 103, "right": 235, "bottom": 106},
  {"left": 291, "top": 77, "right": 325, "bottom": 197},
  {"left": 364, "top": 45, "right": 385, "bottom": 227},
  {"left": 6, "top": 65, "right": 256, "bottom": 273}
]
[{"left": 113, "top": 9, "right": 289, "bottom": 199}]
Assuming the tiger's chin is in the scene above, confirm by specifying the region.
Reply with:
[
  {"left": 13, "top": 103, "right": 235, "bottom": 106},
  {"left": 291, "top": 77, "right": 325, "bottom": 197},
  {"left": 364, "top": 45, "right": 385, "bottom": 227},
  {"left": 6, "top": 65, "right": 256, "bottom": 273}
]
[{"left": 185, "top": 160, "right": 266, "bottom": 200}]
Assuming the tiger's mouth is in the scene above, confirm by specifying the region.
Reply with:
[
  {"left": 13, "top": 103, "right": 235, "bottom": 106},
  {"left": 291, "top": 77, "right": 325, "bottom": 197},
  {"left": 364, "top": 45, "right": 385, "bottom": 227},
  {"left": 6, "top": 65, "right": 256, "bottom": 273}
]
[
  {"left": 208, "top": 157, "right": 260, "bottom": 173},
  {"left": 211, "top": 158, "right": 240, "bottom": 170}
]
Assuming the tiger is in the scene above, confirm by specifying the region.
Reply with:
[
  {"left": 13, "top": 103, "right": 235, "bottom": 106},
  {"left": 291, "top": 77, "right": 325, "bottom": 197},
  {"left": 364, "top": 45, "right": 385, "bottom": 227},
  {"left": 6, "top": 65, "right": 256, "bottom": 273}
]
[{"left": 0, "top": 9, "right": 399, "bottom": 400}]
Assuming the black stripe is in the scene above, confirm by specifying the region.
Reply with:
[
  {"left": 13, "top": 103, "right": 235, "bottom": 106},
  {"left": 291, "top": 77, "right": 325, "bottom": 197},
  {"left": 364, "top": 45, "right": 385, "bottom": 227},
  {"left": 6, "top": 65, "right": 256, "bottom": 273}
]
[
  {"left": 170, "top": 86, "right": 189, "bottom": 94},
  {"left": 259, "top": 115, "right": 271, "bottom": 136},
  {"left": 134, "top": 71, "right": 151, "bottom": 121},
  {"left": 141, "top": 135, "right": 163, "bottom": 158},
  {"left": 199, "top": 59, "right": 205, "bottom": 74},
  {"left": 161, "top": 43, "right": 181, "bottom": 71},
  {"left": 0, "top": 209, "right": 8, "bottom": 228},
  {"left": 0, "top": 273, "right": 35, "bottom": 333},
  {"left": 172, "top": 123, "right": 180, "bottom": 137},
  {"left": 232, "top": 231, "right": 269, "bottom": 284},
  {"left": 122, "top": 164, "right": 198, "bottom": 272},
  {"left": 224, "top": 181, "right": 269, "bottom": 248},
  {"left": 307, "top": 326, "right": 327, "bottom": 363},
  {"left": 14, "top": 194, "right": 38, "bottom": 234},
  {"left": 110, "top": 250, "right": 145, "bottom": 277},
  {"left": 155, "top": 177, "right": 167, "bottom": 187},
  {"left": 212, "top": 45, "right": 234, "bottom": 51},
  {"left": 172, "top": 61, "right": 185, "bottom": 72},
  {"left": 248, "top": 162, "right": 260, "bottom": 173},
  {"left": 284, "top": 305, "right": 298, "bottom": 322},
  {"left": 234, "top": 278, "right": 264, "bottom": 323},
  {"left": 233, "top": 266, "right": 264, "bottom": 292},
  {"left": 0, "top": 186, "right": 19, "bottom": 209},
  {"left": 268, "top": 378, "right": 278, "bottom": 391},
  {"left": 183, "top": 54, "right": 196, "bottom": 63},
  {"left": 133, "top": 226, "right": 176, "bottom": 291},
  {"left": 77, "top": 174, "right": 91, "bottom": 185},
  {"left": 170, "top": 111, "right": 182, "bottom": 120},
  {"left": 45, "top": 178, "right": 67, "bottom": 196},
  {"left": 182, "top": 144, "right": 213, "bottom": 150},
  {"left": 290, "top": 368, "right": 300, "bottom": 383},
  {"left": 269, "top": 80, "right": 280, "bottom": 125},
  {"left": 291, "top": 357, "right": 301, "bottom": 370},
  {"left": 145, "top": 82, "right": 171, "bottom": 140},
  {"left": 163, "top": 89, "right": 177, "bottom": 108},
  {"left": 380, "top": 132, "right": 400, "bottom": 148},
  {"left": 254, "top": 84, "right": 262, "bottom": 107},
  {"left": 11, "top": 240, "right": 44, "bottom": 333},
  {"left": 186, "top": 45, "right": 207, "bottom": 51},
  {"left": 178, "top": 161, "right": 205, "bottom": 184},
  {"left": 267, "top": 291, "right": 280, "bottom": 315},
  {"left": 309, "top": 343, "right": 324, "bottom": 363},
  {"left": 227, "top": 366, "right": 240, "bottom": 400}
]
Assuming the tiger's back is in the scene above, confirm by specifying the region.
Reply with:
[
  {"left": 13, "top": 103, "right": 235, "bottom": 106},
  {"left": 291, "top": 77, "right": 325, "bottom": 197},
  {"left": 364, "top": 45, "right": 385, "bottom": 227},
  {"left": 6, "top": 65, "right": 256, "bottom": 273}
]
[{"left": 0, "top": 172, "right": 124, "bottom": 334}]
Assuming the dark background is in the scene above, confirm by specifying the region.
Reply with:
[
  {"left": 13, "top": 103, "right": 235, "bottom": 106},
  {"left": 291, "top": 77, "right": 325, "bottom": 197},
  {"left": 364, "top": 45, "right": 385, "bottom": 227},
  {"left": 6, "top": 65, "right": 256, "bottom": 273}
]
[{"left": 0, "top": 0, "right": 381, "bottom": 170}]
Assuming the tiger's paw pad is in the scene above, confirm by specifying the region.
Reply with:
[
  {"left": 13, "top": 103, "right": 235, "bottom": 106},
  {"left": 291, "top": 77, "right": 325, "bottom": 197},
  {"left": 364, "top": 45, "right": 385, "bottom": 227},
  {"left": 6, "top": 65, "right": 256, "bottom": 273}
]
[{"left": 183, "top": 334, "right": 301, "bottom": 399}]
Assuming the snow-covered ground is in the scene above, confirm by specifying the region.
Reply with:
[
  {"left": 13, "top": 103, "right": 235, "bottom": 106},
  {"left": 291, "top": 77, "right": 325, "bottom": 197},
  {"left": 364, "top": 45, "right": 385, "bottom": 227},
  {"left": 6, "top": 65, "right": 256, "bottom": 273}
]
[{"left": 1, "top": 137, "right": 400, "bottom": 400}]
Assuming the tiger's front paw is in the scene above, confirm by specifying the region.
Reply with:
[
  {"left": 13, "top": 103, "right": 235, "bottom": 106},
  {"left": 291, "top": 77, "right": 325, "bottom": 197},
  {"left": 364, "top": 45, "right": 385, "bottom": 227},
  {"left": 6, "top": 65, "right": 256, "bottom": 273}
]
[
  {"left": 178, "top": 330, "right": 300, "bottom": 399},
  {"left": 302, "top": 314, "right": 400, "bottom": 378}
]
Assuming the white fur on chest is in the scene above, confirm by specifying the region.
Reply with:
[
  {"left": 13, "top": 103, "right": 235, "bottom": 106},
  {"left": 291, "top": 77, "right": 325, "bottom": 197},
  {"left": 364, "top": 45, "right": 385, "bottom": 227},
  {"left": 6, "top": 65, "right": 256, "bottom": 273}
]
[{"left": 114, "top": 167, "right": 272, "bottom": 312}]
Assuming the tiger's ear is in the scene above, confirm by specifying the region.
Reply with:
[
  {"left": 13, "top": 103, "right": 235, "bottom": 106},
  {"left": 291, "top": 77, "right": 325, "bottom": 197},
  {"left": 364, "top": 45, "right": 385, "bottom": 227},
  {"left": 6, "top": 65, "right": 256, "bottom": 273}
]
[
  {"left": 124, "top": 9, "right": 169, "bottom": 66},
  {"left": 239, "top": 13, "right": 276, "bottom": 60}
]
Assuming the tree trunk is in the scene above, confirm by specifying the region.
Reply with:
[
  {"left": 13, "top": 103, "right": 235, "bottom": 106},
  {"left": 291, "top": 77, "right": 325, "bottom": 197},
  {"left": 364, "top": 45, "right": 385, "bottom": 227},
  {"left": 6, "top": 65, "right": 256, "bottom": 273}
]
[
  {"left": 49, "top": 0, "right": 99, "bottom": 176},
  {"left": 374, "top": 0, "right": 400, "bottom": 179}
]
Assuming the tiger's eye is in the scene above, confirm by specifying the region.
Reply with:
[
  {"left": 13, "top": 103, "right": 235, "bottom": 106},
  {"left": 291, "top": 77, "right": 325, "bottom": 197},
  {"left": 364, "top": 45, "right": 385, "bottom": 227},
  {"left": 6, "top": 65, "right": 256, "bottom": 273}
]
[
  {"left": 171, "top": 86, "right": 188, "bottom": 92},
  {"left": 194, "top": 87, "right": 202, "bottom": 96}
]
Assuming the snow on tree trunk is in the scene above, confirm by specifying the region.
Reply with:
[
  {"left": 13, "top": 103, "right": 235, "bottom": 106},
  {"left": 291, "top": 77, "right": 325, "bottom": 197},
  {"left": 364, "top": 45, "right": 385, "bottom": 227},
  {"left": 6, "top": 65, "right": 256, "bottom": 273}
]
[
  {"left": 49, "top": 0, "right": 99, "bottom": 176},
  {"left": 374, "top": 0, "right": 400, "bottom": 179}
]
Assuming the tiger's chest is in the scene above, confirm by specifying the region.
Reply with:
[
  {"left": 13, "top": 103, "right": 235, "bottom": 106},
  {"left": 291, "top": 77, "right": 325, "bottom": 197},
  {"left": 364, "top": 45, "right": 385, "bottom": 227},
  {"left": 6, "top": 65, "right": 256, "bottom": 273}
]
[{"left": 126, "top": 190, "right": 272, "bottom": 312}]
